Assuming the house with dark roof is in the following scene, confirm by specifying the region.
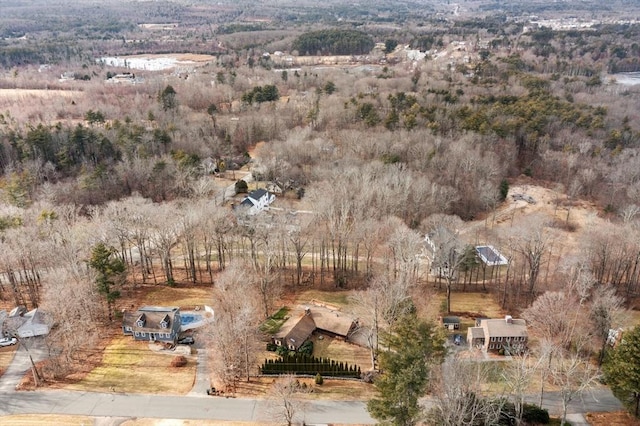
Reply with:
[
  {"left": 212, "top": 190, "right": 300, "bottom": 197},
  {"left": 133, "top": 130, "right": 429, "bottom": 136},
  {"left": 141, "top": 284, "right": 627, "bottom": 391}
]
[
  {"left": 273, "top": 304, "right": 356, "bottom": 351},
  {"left": 467, "top": 316, "right": 528, "bottom": 354},
  {"left": 441, "top": 316, "right": 461, "bottom": 330},
  {"left": 239, "top": 188, "right": 275, "bottom": 215},
  {"left": 122, "top": 306, "right": 182, "bottom": 344}
]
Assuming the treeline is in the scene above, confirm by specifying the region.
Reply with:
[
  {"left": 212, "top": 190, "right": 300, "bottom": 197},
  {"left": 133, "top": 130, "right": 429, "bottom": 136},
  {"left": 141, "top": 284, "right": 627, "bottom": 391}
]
[{"left": 292, "top": 29, "right": 375, "bottom": 56}]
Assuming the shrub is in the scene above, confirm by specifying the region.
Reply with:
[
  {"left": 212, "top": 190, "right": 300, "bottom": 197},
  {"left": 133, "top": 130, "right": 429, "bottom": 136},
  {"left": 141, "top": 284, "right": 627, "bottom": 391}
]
[
  {"left": 266, "top": 342, "right": 277, "bottom": 352},
  {"left": 275, "top": 345, "right": 289, "bottom": 356},
  {"left": 315, "top": 373, "right": 324, "bottom": 385},
  {"left": 235, "top": 179, "right": 248, "bottom": 194},
  {"left": 299, "top": 340, "right": 313, "bottom": 356},
  {"left": 523, "top": 403, "right": 550, "bottom": 424},
  {"left": 171, "top": 355, "right": 188, "bottom": 368}
]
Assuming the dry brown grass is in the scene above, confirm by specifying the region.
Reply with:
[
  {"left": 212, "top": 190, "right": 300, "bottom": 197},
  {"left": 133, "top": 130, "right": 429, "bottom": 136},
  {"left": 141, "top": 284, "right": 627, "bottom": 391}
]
[
  {"left": 63, "top": 336, "right": 196, "bottom": 394},
  {"left": 0, "top": 415, "right": 94, "bottom": 425},
  {"left": 311, "top": 334, "right": 370, "bottom": 372},
  {"left": 142, "top": 284, "right": 214, "bottom": 309},
  {"left": 294, "top": 289, "right": 354, "bottom": 308},
  {"left": 0, "top": 345, "right": 17, "bottom": 376},
  {"left": 233, "top": 376, "right": 375, "bottom": 401},
  {"left": 586, "top": 411, "right": 640, "bottom": 426},
  {"left": 449, "top": 292, "right": 505, "bottom": 318}
]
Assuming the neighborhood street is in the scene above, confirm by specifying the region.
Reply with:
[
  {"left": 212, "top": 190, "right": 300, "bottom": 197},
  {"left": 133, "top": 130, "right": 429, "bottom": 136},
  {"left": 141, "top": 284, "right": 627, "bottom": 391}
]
[{"left": 0, "top": 340, "right": 624, "bottom": 424}]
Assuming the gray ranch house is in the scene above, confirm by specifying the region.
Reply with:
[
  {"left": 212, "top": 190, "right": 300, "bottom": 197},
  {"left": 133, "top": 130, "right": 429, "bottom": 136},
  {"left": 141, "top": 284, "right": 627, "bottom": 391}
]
[{"left": 122, "top": 306, "right": 182, "bottom": 344}]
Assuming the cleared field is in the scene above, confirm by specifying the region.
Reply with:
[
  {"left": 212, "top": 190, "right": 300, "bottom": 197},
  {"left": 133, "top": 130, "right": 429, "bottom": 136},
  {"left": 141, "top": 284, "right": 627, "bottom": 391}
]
[
  {"left": 142, "top": 285, "right": 213, "bottom": 308},
  {"left": 449, "top": 292, "right": 504, "bottom": 318},
  {"left": 295, "top": 289, "right": 353, "bottom": 308},
  {"left": 64, "top": 336, "right": 196, "bottom": 394},
  {"left": 311, "top": 334, "right": 371, "bottom": 372}
]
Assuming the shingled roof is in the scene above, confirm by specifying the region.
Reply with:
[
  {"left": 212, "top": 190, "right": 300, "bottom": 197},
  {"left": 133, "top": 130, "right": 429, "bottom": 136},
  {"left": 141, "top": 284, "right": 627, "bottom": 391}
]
[{"left": 122, "top": 306, "right": 179, "bottom": 334}]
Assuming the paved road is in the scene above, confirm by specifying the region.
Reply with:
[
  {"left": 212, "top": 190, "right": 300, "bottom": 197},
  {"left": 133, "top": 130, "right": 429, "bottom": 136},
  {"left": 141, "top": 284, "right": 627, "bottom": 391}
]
[
  {"left": 0, "top": 389, "right": 376, "bottom": 424},
  {"left": 0, "top": 337, "right": 623, "bottom": 424}
]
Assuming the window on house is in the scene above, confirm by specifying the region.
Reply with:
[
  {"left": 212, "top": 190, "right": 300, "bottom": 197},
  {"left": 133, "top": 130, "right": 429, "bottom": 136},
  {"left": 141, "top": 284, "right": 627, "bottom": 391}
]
[
  {"left": 125, "top": 326, "right": 132, "bottom": 331},
  {"left": 134, "top": 331, "right": 139, "bottom": 337},
  {"left": 140, "top": 332, "right": 146, "bottom": 337}
]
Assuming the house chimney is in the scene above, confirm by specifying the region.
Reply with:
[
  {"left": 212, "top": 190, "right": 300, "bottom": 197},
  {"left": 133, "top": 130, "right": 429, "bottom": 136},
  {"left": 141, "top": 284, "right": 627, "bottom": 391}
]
[
  {"left": 304, "top": 307, "right": 311, "bottom": 316},
  {"left": 505, "top": 315, "right": 513, "bottom": 324}
]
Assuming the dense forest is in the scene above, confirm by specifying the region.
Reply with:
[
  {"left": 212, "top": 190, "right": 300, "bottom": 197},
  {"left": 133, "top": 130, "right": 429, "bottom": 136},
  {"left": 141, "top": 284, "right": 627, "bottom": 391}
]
[
  {"left": 291, "top": 29, "right": 376, "bottom": 56},
  {"left": 1, "top": 0, "right": 640, "bottom": 421}
]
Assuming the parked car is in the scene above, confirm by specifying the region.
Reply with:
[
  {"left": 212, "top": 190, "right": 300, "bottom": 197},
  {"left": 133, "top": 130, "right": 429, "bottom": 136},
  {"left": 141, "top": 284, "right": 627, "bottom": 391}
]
[
  {"left": 453, "top": 334, "right": 462, "bottom": 346},
  {"left": 178, "top": 336, "right": 195, "bottom": 345},
  {"left": 0, "top": 337, "right": 17, "bottom": 347}
]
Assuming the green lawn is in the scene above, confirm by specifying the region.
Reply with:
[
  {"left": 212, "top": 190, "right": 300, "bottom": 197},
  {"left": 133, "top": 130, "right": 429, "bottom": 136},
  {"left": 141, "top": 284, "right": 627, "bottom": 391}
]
[
  {"left": 260, "top": 307, "right": 290, "bottom": 334},
  {"left": 64, "top": 336, "right": 196, "bottom": 394}
]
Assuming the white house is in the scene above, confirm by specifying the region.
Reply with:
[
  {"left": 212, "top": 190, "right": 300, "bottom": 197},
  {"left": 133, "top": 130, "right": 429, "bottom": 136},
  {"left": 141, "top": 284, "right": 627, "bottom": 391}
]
[
  {"left": 240, "top": 189, "right": 275, "bottom": 215},
  {"left": 16, "top": 308, "right": 51, "bottom": 338}
]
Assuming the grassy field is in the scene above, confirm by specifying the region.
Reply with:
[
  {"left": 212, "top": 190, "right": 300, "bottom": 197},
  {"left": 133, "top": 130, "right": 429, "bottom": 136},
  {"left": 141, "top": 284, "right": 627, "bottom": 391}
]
[
  {"left": 295, "top": 289, "right": 353, "bottom": 308},
  {"left": 142, "top": 285, "right": 213, "bottom": 308},
  {"left": 64, "top": 336, "right": 196, "bottom": 394},
  {"left": 311, "top": 334, "right": 371, "bottom": 372}
]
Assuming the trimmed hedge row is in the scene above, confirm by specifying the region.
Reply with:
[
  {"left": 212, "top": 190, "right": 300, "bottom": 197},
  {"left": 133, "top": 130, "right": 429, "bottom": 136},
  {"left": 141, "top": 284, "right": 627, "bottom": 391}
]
[{"left": 261, "top": 353, "right": 361, "bottom": 378}]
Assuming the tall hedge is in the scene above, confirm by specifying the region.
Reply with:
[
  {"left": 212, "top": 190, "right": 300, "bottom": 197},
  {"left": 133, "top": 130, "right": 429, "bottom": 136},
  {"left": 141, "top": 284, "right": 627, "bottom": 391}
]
[{"left": 261, "top": 353, "right": 361, "bottom": 378}]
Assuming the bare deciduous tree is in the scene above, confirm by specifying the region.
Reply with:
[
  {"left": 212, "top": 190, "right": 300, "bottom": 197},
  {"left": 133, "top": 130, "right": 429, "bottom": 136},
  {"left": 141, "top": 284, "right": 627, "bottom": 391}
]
[
  {"left": 550, "top": 349, "right": 600, "bottom": 426},
  {"left": 267, "top": 375, "right": 310, "bottom": 426},
  {"left": 208, "top": 261, "right": 261, "bottom": 391},
  {"left": 429, "top": 357, "right": 504, "bottom": 426}
]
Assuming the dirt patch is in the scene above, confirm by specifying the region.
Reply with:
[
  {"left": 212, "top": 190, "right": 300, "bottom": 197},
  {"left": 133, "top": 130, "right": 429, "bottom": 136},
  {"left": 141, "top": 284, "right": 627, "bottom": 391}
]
[{"left": 586, "top": 411, "right": 640, "bottom": 426}]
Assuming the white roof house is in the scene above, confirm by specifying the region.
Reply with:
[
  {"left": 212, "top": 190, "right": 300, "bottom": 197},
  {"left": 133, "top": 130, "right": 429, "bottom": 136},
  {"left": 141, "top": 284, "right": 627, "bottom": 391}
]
[{"left": 16, "top": 309, "right": 51, "bottom": 338}]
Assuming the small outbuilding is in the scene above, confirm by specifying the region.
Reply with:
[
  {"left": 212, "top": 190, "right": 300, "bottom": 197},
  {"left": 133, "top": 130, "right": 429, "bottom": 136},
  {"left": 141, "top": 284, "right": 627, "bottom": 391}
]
[{"left": 441, "top": 316, "right": 461, "bottom": 330}]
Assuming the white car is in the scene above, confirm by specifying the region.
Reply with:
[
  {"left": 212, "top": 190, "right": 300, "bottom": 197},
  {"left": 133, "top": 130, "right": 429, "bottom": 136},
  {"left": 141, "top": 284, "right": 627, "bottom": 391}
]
[{"left": 0, "top": 337, "right": 17, "bottom": 347}]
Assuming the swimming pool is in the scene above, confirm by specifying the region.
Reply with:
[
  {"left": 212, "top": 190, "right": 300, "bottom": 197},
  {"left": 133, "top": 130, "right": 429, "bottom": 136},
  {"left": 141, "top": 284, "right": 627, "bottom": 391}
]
[
  {"left": 181, "top": 313, "right": 203, "bottom": 326},
  {"left": 180, "top": 308, "right": 214, "bottom": 331}
]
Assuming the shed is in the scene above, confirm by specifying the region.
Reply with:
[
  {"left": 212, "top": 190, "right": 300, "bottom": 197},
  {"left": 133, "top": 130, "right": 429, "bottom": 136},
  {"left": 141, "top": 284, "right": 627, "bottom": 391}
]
[{"left": 442, "top": 316, "right": 461, "bottom": 330}]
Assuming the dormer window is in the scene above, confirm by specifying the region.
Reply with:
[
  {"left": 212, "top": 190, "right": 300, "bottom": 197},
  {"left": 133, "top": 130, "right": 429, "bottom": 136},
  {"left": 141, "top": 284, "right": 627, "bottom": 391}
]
[
  {"left": 160, "top": 314, "right": 170, "bottom": 329},
  {"left": 136, "top": 313, "right": 146, "bottom": 327}
]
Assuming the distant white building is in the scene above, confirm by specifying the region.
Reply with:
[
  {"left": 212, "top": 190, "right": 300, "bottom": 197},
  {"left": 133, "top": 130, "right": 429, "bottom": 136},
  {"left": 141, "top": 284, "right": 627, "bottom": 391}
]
[{"left": 240, "top": 189, "right": 275, "bottom": 215}]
